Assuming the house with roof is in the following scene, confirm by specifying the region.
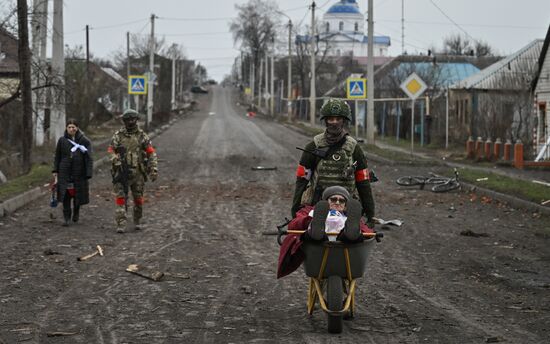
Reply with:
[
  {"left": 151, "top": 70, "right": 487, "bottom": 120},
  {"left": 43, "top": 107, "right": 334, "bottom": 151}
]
[
  {"left": 532, "top": 25, "right": 550, "bottom": 161},
  {"left": 0, "top": 27, "right": 19, "bottom": 100},
  {"left": 296, "top": 0, "right": 391, "bottom": 66},
  {"left": 450, "top": 39, "right": 543, "bottom": 151},
  {"left": 373, "top": 55, "right": 494, "bottom": 143},
  {"left": 320, "top": 0, "right": 390, "bottom": 58}
]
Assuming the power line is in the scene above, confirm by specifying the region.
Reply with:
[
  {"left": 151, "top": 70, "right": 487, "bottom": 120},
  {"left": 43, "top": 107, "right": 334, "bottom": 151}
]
[
  {"left": 377, "top": 19, "right": 546, "bottom": 30},
  {"left": 428, "top": 0, "right": 476, "bottom": 42},
  {"left": 157, "top": 16, "right": 232, "bottom": 22}
]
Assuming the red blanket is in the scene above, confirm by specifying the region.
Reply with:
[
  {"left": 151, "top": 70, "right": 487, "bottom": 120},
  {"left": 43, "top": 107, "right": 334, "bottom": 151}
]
[{"left": 277, "top": 206, "right": 373, "bottom": 279}]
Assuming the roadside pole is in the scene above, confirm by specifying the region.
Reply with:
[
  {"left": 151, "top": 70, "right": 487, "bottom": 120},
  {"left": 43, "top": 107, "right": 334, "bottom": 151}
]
[
  {"left": 309, "top": 1, "right": 316, "bottom": 126},
  {"left": 258, "top": 59, "right": 264, "bottom": 110},
  {"left": 287, "top": 19, "right": 292, "bottom": 122},
  {"left": 445, "top": 88, "right": 449, "bottom": 149},
  {"left": 410, "top": 99, "right": 415, "bottom": 154},
  {"left": 146, "top": 13, "right": 155, "bottom": 131},
  {"left": 171, "top": 57, "right": 176, "bottom": 111},
  {"left": 270, "top": 54, "right": 274, "bottom": 116},
  {"left": 366, "top": 0, "right": 375, "bottom": 143},
  {"left": 127, "top": 31, "right": 131, "bottom": 109},
  {"left": 355, "top": 100, "right": 359, "bottom": 138}
]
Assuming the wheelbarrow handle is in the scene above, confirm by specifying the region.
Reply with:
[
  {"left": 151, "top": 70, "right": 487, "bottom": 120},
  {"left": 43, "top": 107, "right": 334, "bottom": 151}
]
[{"left": 278, "top": 229, "right": 383, "bottom": 245}]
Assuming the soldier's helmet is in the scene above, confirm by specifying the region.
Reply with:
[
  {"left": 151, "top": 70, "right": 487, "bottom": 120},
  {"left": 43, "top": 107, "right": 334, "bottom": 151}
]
[
  {"left": 320, "top": 99, "right": 352, "bottom": 122},
  {"left": 121, "top": 109, "right": 140, "bottom": 120}
]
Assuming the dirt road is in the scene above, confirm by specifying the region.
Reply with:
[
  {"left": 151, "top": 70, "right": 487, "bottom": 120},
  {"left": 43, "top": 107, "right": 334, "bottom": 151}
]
[{"left": 1, "top": 86, "right": 549, "bottom": 343}]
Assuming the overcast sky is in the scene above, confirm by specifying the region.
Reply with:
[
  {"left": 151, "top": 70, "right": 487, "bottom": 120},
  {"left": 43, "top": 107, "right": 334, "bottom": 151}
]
[{"left": 60, "top": 0, "right": 550, "bottom": 81}]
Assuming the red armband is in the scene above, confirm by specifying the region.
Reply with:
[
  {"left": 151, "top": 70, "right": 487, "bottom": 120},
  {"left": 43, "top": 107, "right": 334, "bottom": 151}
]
[
  {"left": 107, "top": 146, "right": 114, "bottom": 153},
  {"left": 145, "top": 145, "right": 155, "bottom": 155},
  {"left": 355, "top": 168, "right": 369, "bottom": 182},
  {"left": 296, "top": 165, "right": 311, "bottom": 180}
]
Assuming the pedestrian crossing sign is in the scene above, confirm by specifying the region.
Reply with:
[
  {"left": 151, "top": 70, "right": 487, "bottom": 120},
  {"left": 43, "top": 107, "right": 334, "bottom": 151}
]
[
  {"left": 346, "top": 78, "right": 367, "bottom": 99},
  {"left": 128, "top": 75, "right": 147, "bottom": 95}
]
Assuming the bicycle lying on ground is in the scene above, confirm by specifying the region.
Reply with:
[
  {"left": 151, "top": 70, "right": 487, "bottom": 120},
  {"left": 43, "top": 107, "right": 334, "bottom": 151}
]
[{"left": 396, "top": 168, "right": 461, "bottom": 192}]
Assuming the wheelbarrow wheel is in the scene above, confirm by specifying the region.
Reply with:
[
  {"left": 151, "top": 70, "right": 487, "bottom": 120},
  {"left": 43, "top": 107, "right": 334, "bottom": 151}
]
[{"left": 327, "top": 275, "right": 344, "bottom": 333}]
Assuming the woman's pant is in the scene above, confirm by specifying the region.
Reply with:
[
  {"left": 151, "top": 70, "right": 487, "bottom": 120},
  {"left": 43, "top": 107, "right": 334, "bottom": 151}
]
[{"left": 63, "top": 191, "right": 80, "bottom": 222}]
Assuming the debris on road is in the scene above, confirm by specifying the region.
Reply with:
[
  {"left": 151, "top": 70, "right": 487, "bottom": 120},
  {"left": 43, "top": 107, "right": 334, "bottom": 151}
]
[
  {"left": 126, "top": 264, "right": 164, "bottom": 281},
  {"left": 532, "top": 180, "right": 550, "bottom": 187},
  {"left": 373, "top": 217, "right": 403, "bottom": 226},
  {"left": 476, "top": 177, "right": 489, "bottom": 181},
  {"left": 46, "top": 331, "right": 79, "bottom": 337},
  {"left": 77, "top": 245, "right": 104, "bottom": 261},
  {"left": 44, "top": 248, "right": 62, "bottom": 256},
  {"left": 541, "top": 199, "right": 550, "bottom": 205},
  {"left": 460, "top": 230, "right": 489, "bottom": 238},
  {"left": 251, "top": 166, "right": 277, "bottom": 171}
]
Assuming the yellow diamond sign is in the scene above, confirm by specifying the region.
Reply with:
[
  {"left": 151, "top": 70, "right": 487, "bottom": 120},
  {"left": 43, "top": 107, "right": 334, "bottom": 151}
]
[{"left": 400, "top": 72, "right": 427, "bottom": 100}]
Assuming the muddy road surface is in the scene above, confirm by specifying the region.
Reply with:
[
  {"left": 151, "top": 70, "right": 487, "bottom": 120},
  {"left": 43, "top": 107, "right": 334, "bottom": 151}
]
[{"left": 1, "top": 86, "right": 549, "bottom": 343}]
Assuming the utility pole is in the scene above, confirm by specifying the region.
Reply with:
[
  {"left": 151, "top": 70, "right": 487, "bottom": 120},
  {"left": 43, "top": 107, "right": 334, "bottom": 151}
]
[
  {"left": 270, "top": 54, "right": 274, "bottom": 116},
  {"left": 31, "top": 0, "right": 48, "bottom": 146},
  {"left": 146, "top": 13, "right": 155, "bottom": 131},
  {"left": 264, "top": 53, "right": 268, "bottom": 109},
  {"left": 366, "top": 0, "right": 375, "bottom": 143},
  {"left": 287, "top": 19, "right": 293, "bottom": 122},
  {"left": 401, "top": 0, "right": 405, "bottom": 55},
  {"left": 85, "top": 24, "right": 90, "bottom": 128},
  {"left": 17, "top": 0, "right": 33, "bottom": 173},
  {"left": 258, "top": 58, "right": 263, "bottom": 108},
  {"left": 309, "top": 1, "right": 316, "bottom": 126},
  {"left": 171, "top": 57, "right": 176, "bottom": 111},
  {"left": 127, "top": 31, "right": 131, "bottom": 109},
  {"left": 50, "top": 0, "right": 65, "bottom": 142},
  {"left": 250, "top": 56, "right": 255, "bottom": 104}
]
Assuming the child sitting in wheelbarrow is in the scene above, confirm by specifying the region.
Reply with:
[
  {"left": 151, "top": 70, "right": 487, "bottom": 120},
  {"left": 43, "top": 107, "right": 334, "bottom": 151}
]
[{"left": 277, "top": 186, "right": 373, "bottom": 279}]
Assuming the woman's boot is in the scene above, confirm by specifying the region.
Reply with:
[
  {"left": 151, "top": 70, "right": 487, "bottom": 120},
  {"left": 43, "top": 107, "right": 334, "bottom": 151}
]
[
  {"left": 72, "top": 206, "right": 80, "bottom": 223},
  {"left": 62, "top": 208, "right": 71, "bottom": 227}
]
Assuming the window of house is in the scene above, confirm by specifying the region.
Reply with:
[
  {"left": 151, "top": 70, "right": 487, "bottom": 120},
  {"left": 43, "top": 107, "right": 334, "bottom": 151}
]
[
  {"left": 354, "top": 22, "right": 358, "bottom": 31},
  {"left": 539, "top": 103, "right": 547, "bottom": 142},
  {"left": 339, "top": 21, "right": 344, "bottom": 31},
  {"left": 326, "top": 22, "right": 330, "bottom": 33}
]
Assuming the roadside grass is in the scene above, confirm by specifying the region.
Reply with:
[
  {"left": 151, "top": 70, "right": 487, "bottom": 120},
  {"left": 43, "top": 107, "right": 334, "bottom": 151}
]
[
  {"left": 0, "top": 164, "right": 51, "bottom": 202},
  {"left": 443, "top": 168, "right": 550, "bottom": 205}
]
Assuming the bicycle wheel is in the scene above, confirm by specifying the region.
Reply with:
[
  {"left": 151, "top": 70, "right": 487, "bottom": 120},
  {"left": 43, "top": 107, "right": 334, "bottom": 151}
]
[
  {"left": 425, "top": 177, "right": 449, "bottom": 185},
  {"left": 396, "top": 176, "right": 425, "bottom": 186},
  {"left": 432, "top": 180, "right": 460, "bottom": 193}
]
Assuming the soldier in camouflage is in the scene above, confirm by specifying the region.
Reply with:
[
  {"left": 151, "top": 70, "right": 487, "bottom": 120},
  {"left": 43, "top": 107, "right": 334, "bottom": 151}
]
[
  {"left": 108, "top": 109, "right": 158, "bottom": 233},
  {"left": 292, "top": 99, "right": 376, "bottom": 227}
]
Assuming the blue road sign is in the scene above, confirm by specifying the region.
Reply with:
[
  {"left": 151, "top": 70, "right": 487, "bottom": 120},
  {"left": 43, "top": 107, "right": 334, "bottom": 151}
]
[
  {"left": 346, "top": 78, "right": 366, "bottom": 99},
  {"left": 128, "top": 75, "right": 147, "bottom": 95}
]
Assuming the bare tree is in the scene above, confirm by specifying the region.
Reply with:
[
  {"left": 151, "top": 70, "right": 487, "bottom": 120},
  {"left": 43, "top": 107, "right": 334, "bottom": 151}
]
[
  {"left": 229, "top": 0, "right": 281, "bottom": 93},
  {"left": 442, "top": 34, "right": 472, "bottom": 55},
  {"left": 474, "top": 39, "right": 493, "bottom": 57}
]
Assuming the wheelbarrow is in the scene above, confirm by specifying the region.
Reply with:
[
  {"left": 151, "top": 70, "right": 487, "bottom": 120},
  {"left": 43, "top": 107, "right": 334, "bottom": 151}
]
[{"left": 277, "top": 227, "right": 383, "bottom": 333}]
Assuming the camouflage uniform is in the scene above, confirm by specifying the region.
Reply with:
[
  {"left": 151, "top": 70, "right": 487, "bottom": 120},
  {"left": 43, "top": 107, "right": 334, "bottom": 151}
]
[
  {"left": 292, "top": 99, "right": 376, "bottom": 225},
  {"left": 108, "top": 110, "right": 158, "bottom": 232}
]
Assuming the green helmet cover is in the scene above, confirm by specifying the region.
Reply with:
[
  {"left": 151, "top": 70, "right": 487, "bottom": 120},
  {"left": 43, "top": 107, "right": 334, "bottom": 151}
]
[
  {"left": 122, "top": 109, "right": 140, "bottom": 120},
  {"left": 320, "top": 99, "right": 352, "bottom": 121}
]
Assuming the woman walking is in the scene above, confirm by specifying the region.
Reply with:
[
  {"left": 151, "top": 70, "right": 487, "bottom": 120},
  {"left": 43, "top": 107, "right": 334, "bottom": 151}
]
[{"left": 52, "top": 119, "right": 93, "bottom": 226}]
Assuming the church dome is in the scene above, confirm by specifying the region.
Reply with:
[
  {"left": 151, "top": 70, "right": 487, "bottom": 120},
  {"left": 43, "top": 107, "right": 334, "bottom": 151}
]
[{"left": 326, "top": 0, "right": 361, "bottom": 15}]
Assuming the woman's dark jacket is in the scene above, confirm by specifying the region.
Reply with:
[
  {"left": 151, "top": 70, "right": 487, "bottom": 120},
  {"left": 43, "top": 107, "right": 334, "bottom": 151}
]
[{"left": 52, "top": 130, "right": 93, "bottom": 205}]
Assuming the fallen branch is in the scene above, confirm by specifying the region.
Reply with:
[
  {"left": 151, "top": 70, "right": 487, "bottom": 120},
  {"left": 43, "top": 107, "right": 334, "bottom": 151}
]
[
  {"left": 77, "top": 245, "right": 104, "bottom": 261},
  {"left": 126, "top": 264, "right": 164, "bottom": 281},
  {"left": 46, "top": 331, "right": 78, "bottom": 337}
]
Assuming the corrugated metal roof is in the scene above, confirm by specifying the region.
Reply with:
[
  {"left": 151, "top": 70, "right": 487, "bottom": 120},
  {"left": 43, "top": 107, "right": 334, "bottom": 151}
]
[
  {"left": 101, "top": 67, "right": 126, "bottom": 84},
  {"left": 395, "top": 62, "right": 480, "bottom": 87},
  {"left": 451, "top": 39, "right": 543, "bottom": 90}
]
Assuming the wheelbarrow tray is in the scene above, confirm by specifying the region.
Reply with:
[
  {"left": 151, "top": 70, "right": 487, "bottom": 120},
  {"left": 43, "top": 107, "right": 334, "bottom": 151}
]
[{"left": 302, "top": 238, "right": 375, "bottom": 279}]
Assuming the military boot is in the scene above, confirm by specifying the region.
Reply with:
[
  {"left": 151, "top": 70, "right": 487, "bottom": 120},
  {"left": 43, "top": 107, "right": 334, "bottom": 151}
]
[{"left": 115, "top": 207, "right": 127, "bottom": 233}]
